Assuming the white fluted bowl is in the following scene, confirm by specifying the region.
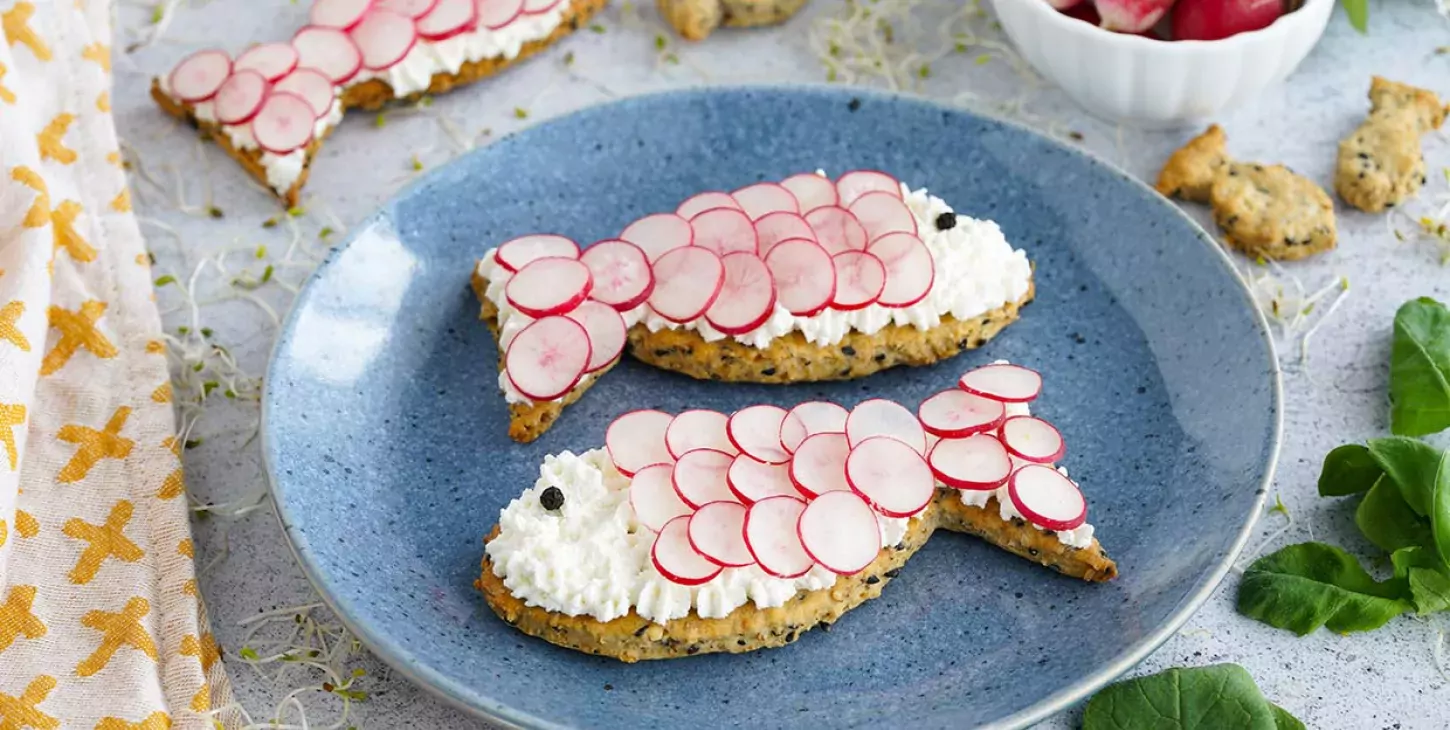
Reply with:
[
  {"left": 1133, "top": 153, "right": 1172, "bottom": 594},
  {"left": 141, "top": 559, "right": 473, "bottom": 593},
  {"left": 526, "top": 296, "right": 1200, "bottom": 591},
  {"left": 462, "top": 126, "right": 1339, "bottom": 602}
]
[{"left": 991, "top": 0, "right": 1333, "bottom": 128}]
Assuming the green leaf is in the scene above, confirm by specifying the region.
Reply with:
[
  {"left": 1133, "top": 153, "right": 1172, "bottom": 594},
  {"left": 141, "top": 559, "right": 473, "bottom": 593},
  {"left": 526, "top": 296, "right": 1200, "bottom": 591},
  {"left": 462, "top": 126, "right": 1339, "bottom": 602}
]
[
  {"left": 1436, "top": 455, "right": 1450, "bottom": 566},
  {"left": 1081, "top": 664, "right": 1282, "bottom": 730},
  {"left": 1355, "top": 477, "right": 1431, "bottom": 553},
  {"left": 1366, "top": 437, "right": 1444, "bottom": 516},
  {"left": 1270, "top": 703, "right": 1306, "bottom": 730},
  {"left": 1340, "top": 0, "right": 1368, "bottom": 33},
  {"left": 1411, "top": 568, "right": 1450, "bottom": 613},
  {"left": 1318, "top": 443, "right": 1382, "bottom": 496},
  {"left": 1389, "top": 297, "right": 1450, "bottom": 436},
  {"left": 1237, "top": 542, "right": 1411, "bottom": 635}
]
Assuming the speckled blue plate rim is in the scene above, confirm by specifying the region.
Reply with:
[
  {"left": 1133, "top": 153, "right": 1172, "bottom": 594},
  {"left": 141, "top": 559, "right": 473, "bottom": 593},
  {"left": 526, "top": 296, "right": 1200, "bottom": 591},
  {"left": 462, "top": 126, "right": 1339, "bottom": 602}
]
[{"left": 260, "top": 83, "right": 1284, "bottom": 730}]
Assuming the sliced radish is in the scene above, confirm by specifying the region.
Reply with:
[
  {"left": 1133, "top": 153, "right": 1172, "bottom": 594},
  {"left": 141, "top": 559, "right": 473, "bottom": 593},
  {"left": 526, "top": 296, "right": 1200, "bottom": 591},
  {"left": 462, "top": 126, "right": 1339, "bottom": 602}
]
[
  {"left": 779, "top": 401, "right": 848, "bottom": 454},
  {"left": 754, "top": 212, "right": 816, "bottom": 257},
  {"left": 494, "top": 234, "right": 579, "bottom": 273},
  {"left": 726, "top": 405, "right": 790, "bottom": 464},
  {"left": 291, "top": 26, "right": 363, "bottom": 85},
  {"left": 830, "top": 250, "right": 886, "bottom": 311},
  {"left": 1008, "top": 465, "right": 1087, "bottom": 531},
  {"left": 672, "top": 449, "right": 737, "bottom": 508},
  {"left": 168, "top": 50, "right": 232, "bottom": 103},
  {"left": 958, "top": 363, "right": 1043, "bottom": 403},
  {"left": 251, "top": 92, "right": 317, "bottom": 153},
  {"left": 687, "top": 501, "right": 754, "bottom": 567},
  {"left": 580, "top": 240, "right": 653, "bottom": 311},
  {"left": 522, "top": 0, "right": 565, "bottom": 13},
  {"left": 727, "top": 456, "right": 797, "bottom": 504},
  {"left": 780, "top": 173, "right": 838, "bottom": 213},
  {"left": 704, "top": 252, "right": 776, "bottom": 336},
  {"left": 765, "top": 239, "right": 835, "bottom": 317},
  {"left": 677, "top": 191, "right": 741, "bottom": 220},
  {"left": 917, "top": 389, "right": 1005, "bottom": 438},
  {"left": 805, "top": 206, "right": 868, "bottom": 255},
  {"left": 631, "top": 463, "right": 693, "bottom": 532},
  {"left": 788, "top": 432, "right": 850, "bottom": 499},
  {"left": 416, "top": 0, "right": 478, "bottom": 40},
  {"left": 503, "top": 316, "right": 589, "bottom": 400},
  {"left": 836, "top": 170, "right": 902, "bottom": 207},
  {"left": 377, "top": 0, "right": 440, "bottom": 18},
  {"left": 505, "top": 257, "right": 592, "bottom": 318},
  {"left": 212, "top": 70, "right": 269, "bottom": 125},
  {"left": 273, "top": 69, "right": 336, "bottom": 119},
  {"left": 565, "top": 300, "right": 626, "bottom": 373},
  {"left": 797, "top": 491, "right": 881, "bottom": 575},
  {"left": 690, "top": 208, "right": 758, "bottom": 257},
  {"left": 647, "top": 246, "right": 724, "bottom": 323},
  {"left": 606, "top": 410, "right": 674, "bottom": 477},
  {"left": 732, "top": 183, "right": 800, "bottom": 220},
  {"left": 620, "top": 213, "right": 693, "bottom": 263},
  {"left": 846, "top": 436, "right": 935, "bottom": 518},
  {"left": 652, "top": 515, "right": 722, "bottom": 585},
  {"left": 665, "top": 409, "right": 734, "bottom": 459},
  {"left": 744, "top": 496, "right": 813, "bottom": 578},
  {"left": 846, "top": 398, "right": 927, "bottom": 454},
  {"left": 867, "top": 232, "right": 935, "bottom": 308},
  {"left": 310, "top": 0, "right": 374, "bottom": 29},
  {"left": 1000, "top": 416, "right": 1066, "bottom": 464},
  {"left": 849, "top": 191, "right": 918, "bottom": 242},
  {"left": 234, "top": 42, "right": 300, "bottom": 82},
  {"left": 929, "top": 434, "right": 1011, "bottom": 490},
  {"left": 350, "top": 9, "right": 418, "bottom": 70},
  {"left": 478, "top": 0, "right": 525, "bottom": 29}
]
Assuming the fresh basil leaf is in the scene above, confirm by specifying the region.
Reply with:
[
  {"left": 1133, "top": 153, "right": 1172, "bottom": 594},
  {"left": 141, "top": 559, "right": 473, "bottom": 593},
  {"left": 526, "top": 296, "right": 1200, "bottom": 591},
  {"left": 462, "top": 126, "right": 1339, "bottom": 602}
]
[
  {"left": 1270, "top": 703, "right": 1307, "bottom": 730},
  {"left": 1366, "top": 437, "right": 1443, "bottom": 517},
  {"left": 1389, "top": 548, "right": 1450, "bottom": 613},
  {"left": 1436, "top": 454, "right": 1450, "bottom": 566},
  {"left": 1340, "top": 0, "right": 1369, "bottom": 33},
  {"left": 1081, "top": 664, "right": 1282, "bottom": 730},
  {"left": 1319, "top": 443, "right": 1382, "bottom": 496},
  {"left": 1355, "top": 477, "right": 1432, "bottom": 553},
  {"left": 1238, "top": 542, "right": 1411, "bottom": 635},
  {"left": 1390, "top": 545, "right": 1440, "bottom": 578},
  {"left": 1390, "top": 297, "right": 1450, "bottom": 436}
]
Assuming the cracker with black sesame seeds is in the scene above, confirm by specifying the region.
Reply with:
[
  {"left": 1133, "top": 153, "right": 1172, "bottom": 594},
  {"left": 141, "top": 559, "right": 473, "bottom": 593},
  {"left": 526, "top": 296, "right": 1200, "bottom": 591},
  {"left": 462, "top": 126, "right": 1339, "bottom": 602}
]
[
  {"left": 1335, "top": 77, "right": 1448, "bottom": 213},
  {"left": 1155, "top": 124, "right": 1229, "bottom": 203},
  {"left": 657, "top": 0, "right": 810, "bottom": 40}
]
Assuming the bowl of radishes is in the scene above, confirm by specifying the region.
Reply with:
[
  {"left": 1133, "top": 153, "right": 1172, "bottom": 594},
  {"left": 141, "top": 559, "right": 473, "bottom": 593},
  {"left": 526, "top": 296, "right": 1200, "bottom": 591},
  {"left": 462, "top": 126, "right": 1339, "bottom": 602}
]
[{"left": 991, "top": 0, "right": 1333, "bottom": 127}]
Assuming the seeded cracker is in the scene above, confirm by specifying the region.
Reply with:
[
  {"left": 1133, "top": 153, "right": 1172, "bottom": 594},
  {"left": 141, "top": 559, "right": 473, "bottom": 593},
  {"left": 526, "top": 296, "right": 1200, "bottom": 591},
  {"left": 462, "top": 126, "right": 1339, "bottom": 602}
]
[
  {"left": 657, "top": 0, "right": 810, "bottom": 40},
  {"left": 1335, "top": 77, "right": 1448, "bottom": 213}
]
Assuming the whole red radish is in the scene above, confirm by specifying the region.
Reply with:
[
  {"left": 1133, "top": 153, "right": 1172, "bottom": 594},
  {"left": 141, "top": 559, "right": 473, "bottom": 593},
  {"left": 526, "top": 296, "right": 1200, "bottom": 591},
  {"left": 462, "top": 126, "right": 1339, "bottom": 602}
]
[
  {"left": 1171, "top": 0, "right": 1284, "bottom": 40},
  {"left": 1063, "top": 1, "right": 1102, "bottom": 23},
  {"left": 1046, "top": 0, "right": 1085, "bottom": 9},
  {"left": 1097, "top": 0, "right": 1175, "bottom": 32}
]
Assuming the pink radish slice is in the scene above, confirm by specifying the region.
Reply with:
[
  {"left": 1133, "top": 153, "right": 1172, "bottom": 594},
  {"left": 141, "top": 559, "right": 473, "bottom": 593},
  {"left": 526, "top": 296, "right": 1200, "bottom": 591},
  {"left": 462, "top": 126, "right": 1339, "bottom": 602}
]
[
  {"left": 867, "top": 233, "right": 935, "bottom": 308},
  {"left": 917, "top": 389, "right": 1005, "bottom": 438},
  {"left": 687, "top": 501, "right": 754, "bottom": 567},
  {"left": 1000, "top": 416, "right": 1066, "bottom": 464},
  {"left": 788, "top": 432, "right": 851, "bottom": 499},
  {"left": 350, "top": 9, "right": 418, "bottom": 70},
  {"left": 291, "top": 27, "right": 364, "bottom": 85},
  {"left": 504, "top": 316, "right": 590, "bottom": 400},
  {"left": 1008, "top": 465, "right": 1087, "bottom": 531},
  {"left": 252, "top": 93, "right": 318, "bottom": 154},
  {"left": 765, "top": 239, "right": 835, "bottom": 317},
  {"left": 631, "top": 464, "right": 693, "bottom": 532},
  {"left": 836, "top": 170, "right": 902, "bottom": 207},
  {"left": 310, "top": 0, "right": 374, "bottom": 29},
  {"left": 606, "top": 410, "right": 675, "bottom": 477},
  {"left": 744, "top": 496, "right": 813, "bottom": 578},
  {"left": 580, "top": 239, "right": 654, "bottom": 311},
  {"left": 690, "top": 207, "right": 758, "bottom": 257},
  {"left": 830, "top": 251, "right": 886, "bottom": 311},
  {"left": 672, "top": 449, "right": 737, "bottom": 508},
  {"left": 779, "top": 401, "right": 849, "bottom": 454},
  {"left": 727, "top": 456, "right": 797, "bottom": 504},
  {"left": 677, "top": 191, "right": 741, "bottom": 220},
  {"left": 273, "top": 69, "right": 336, "bottom": 119},
  {"left": 805, "top": 206, "right": 868, "bottom": 255},
  {"left": 958, "top": 363, "right": 1043, "bottom": 403},
  {"left": 565, "top": 300, "right": 626, "bottom": 373},
  {"left": 494, "top": 234, "right": 579, "bottom": 273},
  {"left": 665, "top": 409, "right": 735, "bottom": 459},
  {"left": 846, "top": 436, "right": 935, "bottom": 518},
  {"left": 846, "top": 398, "right": 927, "bottom": 454},
  {"left": 168, "top": 49, "right": 232, "bottom": 103},
  {"left": 797, "top": 491, "right": 881, "bottom": 575},
  {"left": 754, "top": 212, "right": 816, "bottom": 257},
  {"left": 505, "top": 257, "right": 592, "bottom": 318},
  {"left": 523, "top": 0, "right": 565, "bottom": 13},
  {"left": 928, "top": 434, "right": 1011, "bottom": 490},
  {"left": 212, "top": 70, "right": 269, "bottom": 125},
  {"left": 849, "top": 191, "right": 918, "bottom": 241},
  {"left": 647, "top": 246, "right": 725, "bottom": 323},
  {"left": 780, "top": 173, "right": 838, "bottom": 213},
  {"left": 726, "top": 405, "right": 790, "bottom": 464},
  {"left": 478, "top": 0, "right": 525, "bottom": 29},
  {"left": 620, "top": 213, "right": 693, "bottom": 263},
  {"left": 377, "top": 0, "right": 440, "bottom": 18},
  {"left": 732, "top": 183, "right": 800, "bottom": 221},
  {"left": 234, "top": 43, "right": 300, "bottom": 82},
  {"left": 705, "top": 252, "right": 776, "bottom": 336},
  {"left": 416, "top": 0, "right": 478, "bottom": 39},
  {"left": 653, "top": 515, "right": 723, "bottom": 585}
]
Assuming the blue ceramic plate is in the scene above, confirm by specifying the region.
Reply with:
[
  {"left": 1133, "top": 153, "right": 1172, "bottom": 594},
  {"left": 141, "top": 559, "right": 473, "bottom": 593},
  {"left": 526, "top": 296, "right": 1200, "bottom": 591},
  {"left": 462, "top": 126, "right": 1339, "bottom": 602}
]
[{"left": 263, "top": 87, "right": 1281, "bottom": 729}]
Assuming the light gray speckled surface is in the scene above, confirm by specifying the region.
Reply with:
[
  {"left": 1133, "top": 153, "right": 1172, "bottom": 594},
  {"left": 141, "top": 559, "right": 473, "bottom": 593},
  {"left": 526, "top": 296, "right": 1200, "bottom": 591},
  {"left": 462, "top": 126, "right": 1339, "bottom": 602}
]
[{"left": 111, "top": 0, "right": 1449, "bottom": 727}]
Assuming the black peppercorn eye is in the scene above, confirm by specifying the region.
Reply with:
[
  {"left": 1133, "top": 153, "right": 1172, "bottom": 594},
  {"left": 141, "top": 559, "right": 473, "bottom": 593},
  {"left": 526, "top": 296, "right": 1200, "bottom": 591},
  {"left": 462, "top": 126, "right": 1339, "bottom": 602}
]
[
  {"left": 540, "top": 486, "right": 565, "bottom": 511},
  {"left": 934, "top": 212, "right": 957, "bottom": 231}
]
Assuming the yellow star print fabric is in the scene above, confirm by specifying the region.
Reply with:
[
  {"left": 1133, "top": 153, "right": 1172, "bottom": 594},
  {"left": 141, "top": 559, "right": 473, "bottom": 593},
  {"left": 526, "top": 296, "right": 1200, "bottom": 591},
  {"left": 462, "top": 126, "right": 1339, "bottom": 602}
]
[{"left": 0, "top": 2, "right": 238, "bottom": 727}]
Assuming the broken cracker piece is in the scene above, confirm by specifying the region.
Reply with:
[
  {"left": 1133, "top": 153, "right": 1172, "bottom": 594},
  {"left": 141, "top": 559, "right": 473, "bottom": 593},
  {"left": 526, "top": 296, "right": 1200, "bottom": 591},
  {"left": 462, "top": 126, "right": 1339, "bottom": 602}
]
[
  {"left": 1335, "top": 76, "right": 1448, "bottom": 213},
  {"left": 657, "top": 0, "right": 809, "bottom": 41}
]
